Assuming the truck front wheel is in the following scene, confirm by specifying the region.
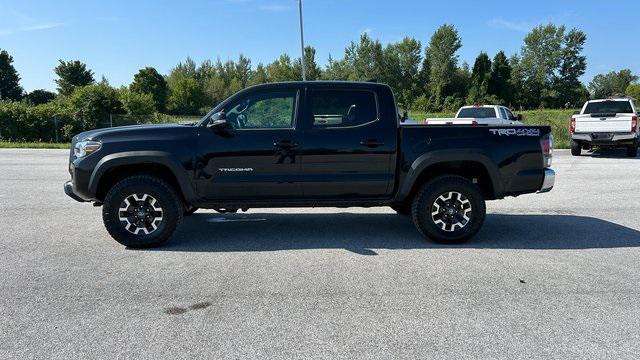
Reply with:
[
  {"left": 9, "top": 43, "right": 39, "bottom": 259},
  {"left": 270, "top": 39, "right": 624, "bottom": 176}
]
[
  {"left": 102, "top": 175, "right": 183, "bottom": 248},
  {"left": 411, "top": 175, "right": 486, "bottom": 244}
]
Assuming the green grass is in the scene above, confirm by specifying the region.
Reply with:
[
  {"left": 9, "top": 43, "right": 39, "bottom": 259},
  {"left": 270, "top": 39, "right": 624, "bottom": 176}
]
[
  {"left": 410, "top": 109, "right": 574, "bottom": 148},
  {"left": 0, "top": 142, "right": 70, "bottom": 149}
]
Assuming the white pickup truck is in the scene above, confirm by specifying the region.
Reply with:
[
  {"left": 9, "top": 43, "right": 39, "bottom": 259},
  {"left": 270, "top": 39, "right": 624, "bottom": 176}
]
[
  {"left": 425, "top": 105, "right": 524, "bottom": 126},
  {"left": 570, "top": 98, "right": 639, "bottom": 157}
]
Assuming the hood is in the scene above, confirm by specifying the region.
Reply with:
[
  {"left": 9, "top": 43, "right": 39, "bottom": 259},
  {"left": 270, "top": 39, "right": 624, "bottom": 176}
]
[{"left": 73, "top": 123, "right": 195, "bottom": 142}]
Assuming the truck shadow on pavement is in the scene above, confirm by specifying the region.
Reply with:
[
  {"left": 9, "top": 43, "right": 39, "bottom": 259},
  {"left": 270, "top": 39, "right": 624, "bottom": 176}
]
[
  {"left": 582, "top": 148, "right": 639, "bottom": 159},
  {"left": 151, "top": 212, "right": 640, "bottom": 254}
]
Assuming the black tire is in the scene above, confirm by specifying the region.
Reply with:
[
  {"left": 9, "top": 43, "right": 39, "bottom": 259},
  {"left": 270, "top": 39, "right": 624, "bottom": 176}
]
[
  {"left": 411, "top": 175, "right": 486, "bottom": 244},
  {"left": 102, "top": 175, "right": 183, "bottom": 248},
  {"left": 571, "top": 140, "right": 581, "bottom": 156},
  {"left": 184, "top": 206, "right": 199, "bottom": 216},
  {"left": 390, "top": 204, "right": 411, "bottom": 215},
  {"left": 626, "top": 145, "right": 638, "bottom": 158}
]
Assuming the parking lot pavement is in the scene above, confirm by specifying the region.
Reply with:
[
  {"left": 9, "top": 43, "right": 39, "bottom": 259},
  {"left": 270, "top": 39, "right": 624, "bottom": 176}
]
[{"left": 1, "top": 148, "right": 639, "bottom": 359}]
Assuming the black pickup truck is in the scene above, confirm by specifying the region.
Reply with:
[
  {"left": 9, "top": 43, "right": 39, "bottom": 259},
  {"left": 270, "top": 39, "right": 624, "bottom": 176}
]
[{"left": 65, "top": 81, "right": 555, "bottom": 248}]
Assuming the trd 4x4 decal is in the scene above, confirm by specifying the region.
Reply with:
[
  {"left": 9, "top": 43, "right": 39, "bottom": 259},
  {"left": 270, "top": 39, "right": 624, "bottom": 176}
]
[{"left": 489, "top": 128, "right": 541, "bottom": 137}]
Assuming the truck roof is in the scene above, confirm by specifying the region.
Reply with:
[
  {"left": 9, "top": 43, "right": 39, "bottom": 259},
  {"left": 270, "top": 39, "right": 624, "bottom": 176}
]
[
  {"left": 586, "top": 97, "right": 635, "bottom": 103},
  {"left": 242, "top": 80, "right": 392, "bottom": 91},
  {"left": 459, "top": 105, "right": 502, "bottom": 109}
]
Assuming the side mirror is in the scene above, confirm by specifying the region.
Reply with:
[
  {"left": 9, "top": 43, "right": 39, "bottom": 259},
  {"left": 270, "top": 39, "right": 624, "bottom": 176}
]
[
  {"left": 206, "top": 111, "right": 232, "bottom": 132},
  {"left": 516, "top": 114, "right": 523, "bottom": 121}
]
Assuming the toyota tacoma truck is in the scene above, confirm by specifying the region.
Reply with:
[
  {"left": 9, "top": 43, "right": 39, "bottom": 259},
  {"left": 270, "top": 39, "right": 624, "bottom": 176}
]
[
  {"left": 426, "top": 105, "right": 524, "bottom": 126},
  {"left": 64, "top": 81, "right": 555, "bottom": 248},
  {"left": 570, "top": 97, "right": 639, "bottom": 157}
]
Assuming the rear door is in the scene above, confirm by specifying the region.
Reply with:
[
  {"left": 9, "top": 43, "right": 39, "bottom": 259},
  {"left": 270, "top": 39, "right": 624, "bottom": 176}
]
[
  {"left": 575, "top": 100, "right": 635, "bottom": 133},
  {"left": 298, "top": 87, "right": 396, "bottom": 198}
]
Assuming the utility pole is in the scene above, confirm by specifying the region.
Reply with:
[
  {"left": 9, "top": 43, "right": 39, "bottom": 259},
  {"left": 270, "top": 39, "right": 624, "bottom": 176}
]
[{"left": 298, "top": 0, "right": 306, "bottom": 81}]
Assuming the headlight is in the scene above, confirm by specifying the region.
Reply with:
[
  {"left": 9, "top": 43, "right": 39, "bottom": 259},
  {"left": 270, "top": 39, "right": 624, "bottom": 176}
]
[{"left": 74, "top": 140, "right": 102, "bottom": 158}]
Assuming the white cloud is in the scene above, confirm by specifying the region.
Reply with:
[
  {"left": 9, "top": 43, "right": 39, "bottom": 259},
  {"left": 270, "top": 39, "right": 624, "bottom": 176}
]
[
  {"left": 488, "top": 18, "right": 531, "bottom": 33},
  {"left": 0, "top": 22, "right": 65, "bottom": 36},
  {"left": 259, "top": 4, "right": 291, "bottom": 12}
]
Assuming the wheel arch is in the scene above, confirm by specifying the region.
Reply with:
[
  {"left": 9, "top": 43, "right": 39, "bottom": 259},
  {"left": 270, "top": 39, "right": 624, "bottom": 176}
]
[
  {"left": 90, "top": 151, "right": 196, "bottom": 204},
  {"left": 398, "top": 151, "right": 502, "bottom": 202}
]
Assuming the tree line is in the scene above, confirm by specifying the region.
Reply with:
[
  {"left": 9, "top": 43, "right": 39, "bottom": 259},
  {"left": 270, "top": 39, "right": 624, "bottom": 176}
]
[{"left": 1, "top": 23, "right": 639, "bottom": 142}]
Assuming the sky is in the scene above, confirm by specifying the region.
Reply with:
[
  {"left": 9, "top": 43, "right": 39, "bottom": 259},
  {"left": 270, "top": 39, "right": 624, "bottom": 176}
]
[{"left": 1, "top": 0, "right": 638, "bottom": 92}]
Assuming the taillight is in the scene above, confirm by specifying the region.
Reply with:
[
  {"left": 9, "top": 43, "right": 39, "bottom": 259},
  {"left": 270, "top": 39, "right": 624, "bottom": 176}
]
[
  {"left": 541, "top": 134, "right": 553, "bottom": 168},
  {"left": 632, "top": 115, "right": 638, "bottom": 132},
  {"left": 569, "top": 117, "right": 576, "bottom": 133}
]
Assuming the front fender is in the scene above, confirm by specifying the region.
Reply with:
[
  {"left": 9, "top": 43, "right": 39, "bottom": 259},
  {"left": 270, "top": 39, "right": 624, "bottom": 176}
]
[
  {"left": 397, "top": 149, "right": 502, "bottom": 201},
  {"left": 88, "top": 151, "right": 197, "bottom": 202}
]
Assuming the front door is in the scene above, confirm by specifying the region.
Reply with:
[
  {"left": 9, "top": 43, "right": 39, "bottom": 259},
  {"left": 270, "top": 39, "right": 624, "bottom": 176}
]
[
  {"left": 196, "top": 88, "right": 302, "bottom": 200},
  {"left": 298, "top": 88, "right": 396, "bottom": 199}
]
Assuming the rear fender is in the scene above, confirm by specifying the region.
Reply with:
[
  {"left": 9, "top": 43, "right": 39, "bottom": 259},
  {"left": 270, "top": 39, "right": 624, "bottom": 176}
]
[{"left": 397, "top": 150, "right": 502, "bottom": 201}]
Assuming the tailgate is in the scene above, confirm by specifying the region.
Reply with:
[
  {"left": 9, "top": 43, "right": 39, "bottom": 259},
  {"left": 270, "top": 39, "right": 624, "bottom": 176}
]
[
  {"left": 426, "top": 117, "right": 474, "bottom": 125},
  {"left": 574, "top": 114, "right": 633, "bottom": 133}
]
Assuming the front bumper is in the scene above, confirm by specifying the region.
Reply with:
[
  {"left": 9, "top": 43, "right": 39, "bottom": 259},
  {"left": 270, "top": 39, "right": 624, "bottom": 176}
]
[
  {"left": 64, "top": 180, "right": 89, "bottom": 202},
  {"left": 538, "top": 168, "right": 555, "bottom": 193}
]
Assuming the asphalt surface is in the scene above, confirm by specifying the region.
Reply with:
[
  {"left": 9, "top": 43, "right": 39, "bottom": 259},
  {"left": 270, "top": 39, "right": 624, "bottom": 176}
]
[{"left": 1, "top": 148, "right": 639, "bottom": 359}]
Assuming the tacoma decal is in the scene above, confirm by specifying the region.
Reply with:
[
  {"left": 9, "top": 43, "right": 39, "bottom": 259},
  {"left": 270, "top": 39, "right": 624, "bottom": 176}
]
[{"left": 218, "top": 168, "right": 254, "bottom": 172}]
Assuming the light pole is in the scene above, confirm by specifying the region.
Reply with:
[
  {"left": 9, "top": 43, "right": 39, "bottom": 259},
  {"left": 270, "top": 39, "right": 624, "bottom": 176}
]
[{"left": 298, "top": 0, "right": 306, "bottom": 81}]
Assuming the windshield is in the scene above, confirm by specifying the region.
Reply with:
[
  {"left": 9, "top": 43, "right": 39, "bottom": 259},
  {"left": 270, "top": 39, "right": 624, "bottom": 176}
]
[
  {"left": 583, "top": 101, "right": 633, "bottom": 114},
  {"left": 457, "top": 108, "right": 496, "bottom": 118}
]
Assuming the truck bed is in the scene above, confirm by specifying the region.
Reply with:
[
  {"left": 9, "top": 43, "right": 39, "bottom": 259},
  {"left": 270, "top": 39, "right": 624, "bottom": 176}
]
[{"left": 398, "top": 124, "right": 551, "bottom": 198}]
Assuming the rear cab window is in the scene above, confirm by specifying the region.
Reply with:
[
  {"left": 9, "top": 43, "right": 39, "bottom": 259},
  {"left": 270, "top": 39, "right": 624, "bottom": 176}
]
[
  {"left": 583, "top": 100, "right": 633, "bottom": 115},
  {"left": 309, "top": 90, "right": 378, "bottom": 128},
  {"left": 457, "top": 107, "right": 497, "bottom": 118}
]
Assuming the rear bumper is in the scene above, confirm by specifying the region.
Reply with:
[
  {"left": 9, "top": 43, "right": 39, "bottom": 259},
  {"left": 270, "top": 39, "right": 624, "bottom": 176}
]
[
  {"left": 572, "top": 132, "right": 638, "bottom": 145},
  {"left": 538, "top": 168, "right": 555, "bottom": 193}
]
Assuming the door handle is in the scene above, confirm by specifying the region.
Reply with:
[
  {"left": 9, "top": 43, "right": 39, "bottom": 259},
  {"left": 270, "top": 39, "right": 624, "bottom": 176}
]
[
  {"left": 274, "top": 140, "right": 299, "bottom": 148},
  {"left": 360, "top": 139, "right": 385, "bottom": 147}
]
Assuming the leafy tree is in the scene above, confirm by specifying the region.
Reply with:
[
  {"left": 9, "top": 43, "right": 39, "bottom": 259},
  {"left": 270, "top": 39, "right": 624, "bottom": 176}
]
[
  {"left": 322, "top": 55, "right": 353, "bottom": 80},
  {"left": 424, "top": 24, "right": 462, "bottom": 110},
  {"left": 66, "top": 83, "right": 123, "bottom": 135},
  {"left": 382, "top": 37, "right": 422, "bottom": 109},
  {"left": 119, "top": 88, "right": 156, "bottom": 115},
  {"left": 467, "top": 52, "right": 492, "bottom": 104},
  {"left": 626, "top": 83, "right": 640, "bottom": 100},
  {"left": 294, "top": 46, "right": 322, "bottom": 81},
  {"left": 555, "top": 29, "right": 587, "bottom": 107},
  {"left": 266, "top": 54, "right": 299, "bottom": 81},
  {"left": 166, "top": 76, "right": 205, "bottom": 115},
  {"left": 0, "top": 49, "right": 23, "bottom": 101},
  {"left": 54, "top": 60, "right": 95, "bottom": 96},
  {"left": 130, "top": 67, "right": 168, "bottom": 112},
  {"left": 488, "top": 51, "right": 513, "bottom": 105},
  {"left": 513, "top": 24, "right": 565, "bottom": 108},
  {"left": 248, "top": 64, "right": 269, "bottom": 86},
  {"left": 235, "top": 54, "right": 252, "bottom": 87},
  {"left": 344, "top": 33, "right": 384, "bottom": 81},
  {"left": 589, "top": 69, "right": 638, "bottom": 98},
  {"left": 26, "top": 89, "right": 56, "bottom": 105}
]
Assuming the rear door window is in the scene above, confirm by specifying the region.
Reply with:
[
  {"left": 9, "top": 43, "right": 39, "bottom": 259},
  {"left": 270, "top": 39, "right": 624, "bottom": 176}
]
[
  {"left": 457, "top": 108, "right": 497, "bottom": 118},
  {"left": 309, "top": 90, "right": 378, "bottom": 128},
  {"left": 583, "top": 101, "right": 633, "bottom": 114}
]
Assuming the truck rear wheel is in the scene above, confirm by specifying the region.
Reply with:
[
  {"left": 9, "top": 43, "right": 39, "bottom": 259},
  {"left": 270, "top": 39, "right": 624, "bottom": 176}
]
[
  {"left": 627, "top": 144, "right": 638, "bottom": 158},
  {"left": 102, "top": 175, "right": 183, "bottom": 248},
  {"left": 570, "top": 140, "right": 581, "bottom": 156},
  {"left": 411, "top": 175, "right": 486, "bottom": 244}
]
